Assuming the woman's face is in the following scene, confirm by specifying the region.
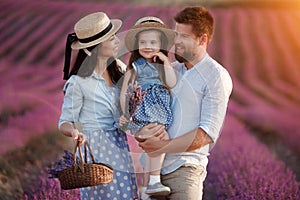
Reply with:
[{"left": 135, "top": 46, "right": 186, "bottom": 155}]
[
  {"left": 98, "top": 34, "right": 120, "bottom": 58},
  {"left": 138, "top": 30, "right": 161, "bottom": 62}
]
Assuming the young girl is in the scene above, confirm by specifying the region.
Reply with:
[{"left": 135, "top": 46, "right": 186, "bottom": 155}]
[
  {"left": 59, "top": 12, "right": 138, "bottom": 199},
  {"left": 119, "top": 16, "right": 176, "bottom": 199}
]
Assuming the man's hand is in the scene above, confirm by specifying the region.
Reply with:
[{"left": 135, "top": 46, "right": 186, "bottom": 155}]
[
  {"left": 138, "top": 136, "right": 170, "bottom": 157},
  {"left": 134, "top": 123, "right": 166, "bottom": 142},
  {"left": 139, "top": 127, "right": 213, "bottom": 156}
]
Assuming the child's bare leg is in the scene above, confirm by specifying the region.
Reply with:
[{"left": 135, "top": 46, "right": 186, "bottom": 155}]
[
  {"left": 149, "top": 130, "right": 169, "bottom": 177},
  {"left": 143, "top": 154, "right": 151, "bottom": 186},
  {"left": 146, "top": 154, "right": 170, "bottom": 196},
  {"left": 149, "top": 153, "right": 166, "bottom": 176},
  {"left": 140, "top": 154, "right": 151, "bottom": 200}
]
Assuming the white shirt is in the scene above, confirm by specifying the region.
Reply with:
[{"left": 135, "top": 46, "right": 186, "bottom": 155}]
[{"left": 161, "top": 53, "right": 233, "bottom": 174}]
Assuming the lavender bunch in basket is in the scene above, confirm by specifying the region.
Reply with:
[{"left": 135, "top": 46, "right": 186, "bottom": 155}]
[
  {"left": 48, "top": 150, "right": 81, "bottom": 179},
  {"left": 120, "top": 81, "right": 146, "bottom": 132}
]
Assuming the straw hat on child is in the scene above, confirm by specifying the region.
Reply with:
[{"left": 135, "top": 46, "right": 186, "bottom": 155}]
[{"left": 124, "top": 16, "right": 175, "bottom": 52}]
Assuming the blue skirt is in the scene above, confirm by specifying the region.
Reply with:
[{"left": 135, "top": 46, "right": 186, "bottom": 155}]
[
  {"left": 131, "top": 84, "right": 173, "bottom": 133},
  {"left": 80, "top": 129, "right": 138, "bottom": 200}
]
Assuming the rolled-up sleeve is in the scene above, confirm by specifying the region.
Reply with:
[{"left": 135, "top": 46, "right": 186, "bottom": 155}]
[
  {"left": 199, "top": 69, "right": 233, "bottom": 143},
  {"left": 58, "top": 76, "right": 83, "bottom": 128}
]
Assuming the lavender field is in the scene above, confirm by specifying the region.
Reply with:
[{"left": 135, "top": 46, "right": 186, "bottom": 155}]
[{"left": 0, "top": 0, "right": 300, "bottom": 199}]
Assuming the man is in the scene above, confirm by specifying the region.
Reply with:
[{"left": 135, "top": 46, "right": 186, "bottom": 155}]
[{"left": 137, "top": 6, "right": 233, "bottom": 200}]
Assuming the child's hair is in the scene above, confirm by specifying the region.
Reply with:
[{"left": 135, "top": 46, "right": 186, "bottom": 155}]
[
  {"left": 68, "top": 44, "right": 123, "bottom": 84},
  {"left": 127, "top": 30, "right": 169, "bottom": 87}
]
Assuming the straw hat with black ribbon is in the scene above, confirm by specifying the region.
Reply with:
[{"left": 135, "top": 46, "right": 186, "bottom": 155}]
[
  {"left": 63, "top": 12, "right": 122, "bottom": 80},
  {"left": 124, "top": 16, "right": 175, "bottom": 52}
]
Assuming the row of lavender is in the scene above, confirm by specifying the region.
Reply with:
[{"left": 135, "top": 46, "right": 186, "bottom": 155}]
[
  {"left": 207, "top": 7, "right": 300, "bottom": 198},
  {"left": 204, "top": 114, "right": 299, "bottom": 199},
  {"left": 0, "top": 61, "right": 63, "bottom": 154},
  {"left": 214, "top": 7, "right": 300, "bottom": 154},
  {"left": 0, "top": 0, "right": 299, "bottom": 199}
]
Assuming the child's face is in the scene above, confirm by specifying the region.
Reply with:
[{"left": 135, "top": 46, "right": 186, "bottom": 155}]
[{"left": 138, "top": 30, "right": 161, "bottom": 62}]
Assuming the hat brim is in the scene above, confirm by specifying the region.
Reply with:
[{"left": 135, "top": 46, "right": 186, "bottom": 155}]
[
  {"left": 124, "top": 22, "right": 175, "bottom": 52},
  {"left": 71, "top": 19, "right": 122, "bottom": 50}
]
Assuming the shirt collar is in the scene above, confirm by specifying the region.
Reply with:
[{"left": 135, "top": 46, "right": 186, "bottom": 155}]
[
  {"left": 91, "top": 70, "right": 105, "bottom": 81},
  {"left": 133, "top": 57, "right": 158, "bottom": 71},
  {"left": 185, "top": 53, "right": 208, "bottom": 73}
]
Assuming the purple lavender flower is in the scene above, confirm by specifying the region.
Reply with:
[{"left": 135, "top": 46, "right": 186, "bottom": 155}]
[
  {"left": 120, "top": 82, "right": 146, "bottom": 132},
  {"left": 48, "top": 150, "right": 81, "bottom": 179},
  {"left": 22, "top": 168, "right": 80, "bottom": 199},
  {"left": 128, "top": 84, "right": 146, "bottom": 117}
]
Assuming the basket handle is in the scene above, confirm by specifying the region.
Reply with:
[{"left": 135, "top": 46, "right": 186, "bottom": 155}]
[
  {"left": 84, "top": 142, "right": 96, "bottom": 164},
  {"left": 73, "top": 142, "right": 96, "bottom": 173},
  {"left": 73, "top": 141, "right": 85, "bottom": 173}
]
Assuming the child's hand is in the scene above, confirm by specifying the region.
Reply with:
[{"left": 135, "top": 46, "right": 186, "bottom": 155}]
[
  {"left": 119, "top": 115, "right": 126, "bottom": 126},
  {"left": 119, "top": 115, "right": 131, "bottom": 126},
  {"left": 153, "top": 52, "right": 176, "bottom": 88},
  {"left": 119, "top": 115, "right": 132, "bottom": 132},
  {"left": 153, "top": 52, "right": 171, "bottom": 66}
]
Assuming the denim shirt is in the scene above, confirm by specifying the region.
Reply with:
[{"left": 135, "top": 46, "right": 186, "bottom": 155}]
[
  {"left": 161, "top": 53, "right": 233, "bottom": 174},
  {"left": 133, "top": 57, "right": 162, "bottom": 89},
  {"left": 58, "top": 71, "right": 120, "bottom": 132}
]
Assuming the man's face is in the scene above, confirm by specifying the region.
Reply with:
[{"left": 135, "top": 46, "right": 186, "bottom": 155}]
[{"left": 174, "top": 23, "right": 199, "bottom": 64}]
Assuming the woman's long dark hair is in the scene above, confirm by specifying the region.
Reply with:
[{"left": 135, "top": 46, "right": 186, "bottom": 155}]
[
  {"left": 68, "top": 44, "right": 123, "bottom": 84},
  {"left": 69, "top": 45, "right": 96, "bottom": 78},
  {"left": 107, "top": 57, "right": 123, "bottom": 84},
  {"left": 127, "top": 30, "right": 169, "bottom": 87}
]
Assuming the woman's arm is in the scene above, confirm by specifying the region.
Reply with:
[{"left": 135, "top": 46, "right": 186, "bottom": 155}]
[
  {"left": 59, "top": 122, "right": 87, "bottom": 146},
  {"left": 58, "top": 76, "right": 86, "bottom": 145}
]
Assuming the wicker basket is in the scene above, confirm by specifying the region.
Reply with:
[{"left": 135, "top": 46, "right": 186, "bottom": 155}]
[{"left": 58, "top": 142, "right": 114, "bottom": 190}]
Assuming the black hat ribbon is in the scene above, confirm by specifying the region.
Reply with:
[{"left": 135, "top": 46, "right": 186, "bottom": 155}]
[{"left": 63, "top": 33, "right": 77, "bottom": 80}]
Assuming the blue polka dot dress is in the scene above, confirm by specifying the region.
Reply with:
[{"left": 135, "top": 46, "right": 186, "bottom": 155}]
[
  {"left": 132, "top": 84, "right": 172, "bottom": 131},
  {"left": 59, "top": 73, "right": 139, "bottom": 200},
  {"left": 130, "top": 58, "right": 173, "bottom": 133},
  {"left": 80, "top": 129, "right": 138, "bottom": 200}
]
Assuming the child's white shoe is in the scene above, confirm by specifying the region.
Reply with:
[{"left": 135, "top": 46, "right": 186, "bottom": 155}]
[
  {"left": 145, "top": 182, "right": 171, "bottom": 196},
  {"left": 141, "top": 191, "right": 152, "bottom": 200}
]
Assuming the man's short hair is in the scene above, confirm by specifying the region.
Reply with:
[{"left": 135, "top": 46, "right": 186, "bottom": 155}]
[{"left": 174, "top": 6, "right": 214, "bottom": 43}]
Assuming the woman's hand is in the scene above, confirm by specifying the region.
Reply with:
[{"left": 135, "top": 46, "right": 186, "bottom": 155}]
[{"left": 71, "top": 129, "right": 87, "bottom": 146}]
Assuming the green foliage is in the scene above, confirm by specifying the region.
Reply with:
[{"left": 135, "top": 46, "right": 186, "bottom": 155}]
[{"left": 0, "top": 131, "right": 72, "bottom": 198}]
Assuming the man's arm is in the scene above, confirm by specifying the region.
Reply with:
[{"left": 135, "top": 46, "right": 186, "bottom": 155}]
[
  {"left": 138, "top": 126, "right": 213, "bottom": 156},
  {"left": 186, "top": 127, "right": 213, "bottom": 151}
]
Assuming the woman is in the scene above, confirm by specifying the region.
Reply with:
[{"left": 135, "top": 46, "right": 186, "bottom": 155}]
[{"left": 58, "top": 12, "right": 138, "bottom": 200}]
